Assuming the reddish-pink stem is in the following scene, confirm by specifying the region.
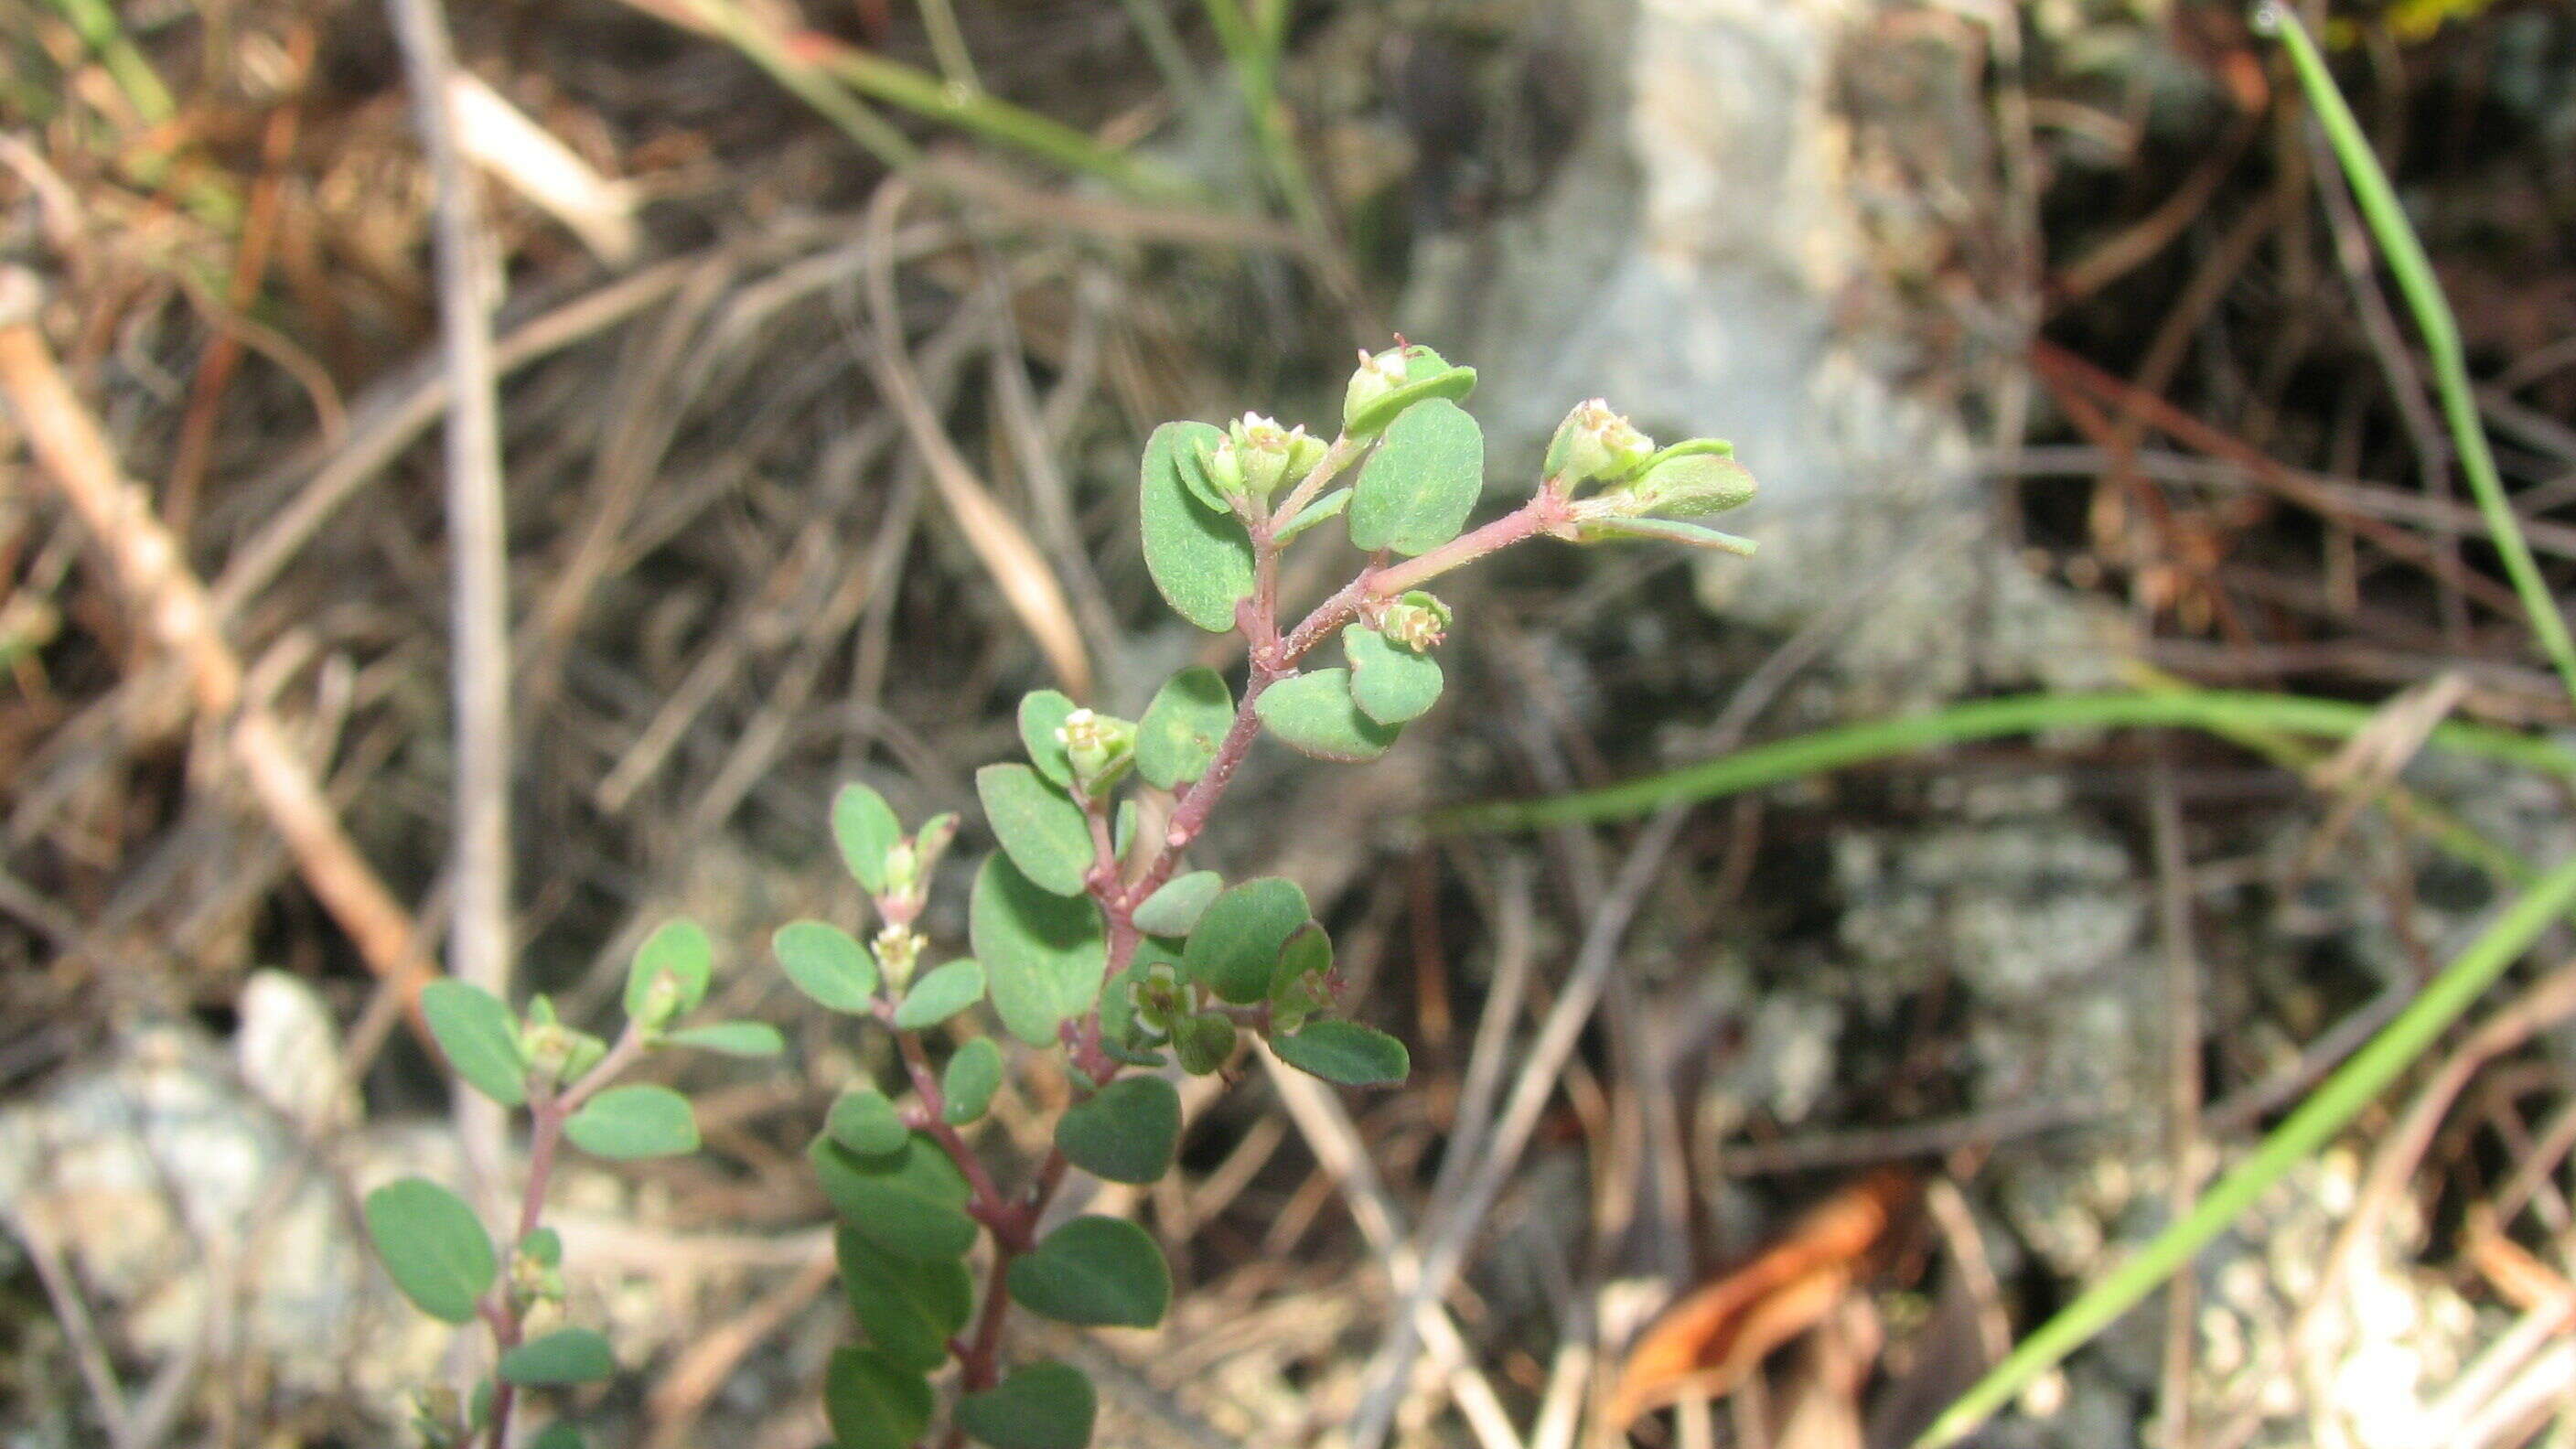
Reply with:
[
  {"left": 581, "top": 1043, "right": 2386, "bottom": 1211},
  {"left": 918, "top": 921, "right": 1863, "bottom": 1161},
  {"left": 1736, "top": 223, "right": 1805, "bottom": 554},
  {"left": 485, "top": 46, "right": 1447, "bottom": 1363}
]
[{"left": 480, "top": 1021, "right": 647, "bottom": 1449}]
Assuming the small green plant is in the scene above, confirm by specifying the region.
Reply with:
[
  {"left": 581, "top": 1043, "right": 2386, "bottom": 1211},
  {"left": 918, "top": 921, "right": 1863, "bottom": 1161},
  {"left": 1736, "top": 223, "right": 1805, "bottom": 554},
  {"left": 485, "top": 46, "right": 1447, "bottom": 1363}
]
[
  {"left": 369, "top": 341, "right": 1757, "bottom": 1448},
  {"left": 363, "top": 920, "right": 786, "bottom": 1449}
]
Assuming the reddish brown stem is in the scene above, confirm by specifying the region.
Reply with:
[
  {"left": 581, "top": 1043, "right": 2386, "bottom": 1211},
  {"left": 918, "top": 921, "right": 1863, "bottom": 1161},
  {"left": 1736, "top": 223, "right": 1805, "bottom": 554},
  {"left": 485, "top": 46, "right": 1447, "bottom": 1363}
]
[{"left": 480, "top": 1021, "right": 646, "bottom": 1449}]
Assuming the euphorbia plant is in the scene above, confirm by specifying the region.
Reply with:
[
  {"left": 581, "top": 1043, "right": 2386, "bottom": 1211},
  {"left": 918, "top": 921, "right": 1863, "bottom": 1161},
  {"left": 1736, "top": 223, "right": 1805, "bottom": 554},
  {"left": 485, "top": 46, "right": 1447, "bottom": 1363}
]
[
  {"left": 366, "top": 341, "right": 1756, "bottom": 1449},
  {"left": 778, "top": 345, "right": 1756, "bottom": 1449}
]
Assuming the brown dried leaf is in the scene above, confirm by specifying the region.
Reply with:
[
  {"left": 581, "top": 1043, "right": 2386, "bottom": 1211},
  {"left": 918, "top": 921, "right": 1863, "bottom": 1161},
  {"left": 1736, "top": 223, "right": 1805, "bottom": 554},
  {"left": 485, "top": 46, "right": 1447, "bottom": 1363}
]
[{"left": 1605, "top": 1168, "right": 1916, "bottom": 1431}]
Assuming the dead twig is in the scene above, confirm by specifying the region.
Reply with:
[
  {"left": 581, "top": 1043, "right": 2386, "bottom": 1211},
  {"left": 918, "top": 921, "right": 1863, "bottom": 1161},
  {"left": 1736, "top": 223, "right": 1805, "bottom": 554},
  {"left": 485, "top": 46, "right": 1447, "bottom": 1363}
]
[
  {"left": 1348, "top": 804, "right": 1691, "bottom": 1449},
  {"left": 386, "top": 0, "right": 518, "bottom": 1201},
  {"left": 0, "top": 268, "right": 439, "bottom": 1023},
  {"left": 862, "top": 178, "right": 1093, "bottom": 699}
]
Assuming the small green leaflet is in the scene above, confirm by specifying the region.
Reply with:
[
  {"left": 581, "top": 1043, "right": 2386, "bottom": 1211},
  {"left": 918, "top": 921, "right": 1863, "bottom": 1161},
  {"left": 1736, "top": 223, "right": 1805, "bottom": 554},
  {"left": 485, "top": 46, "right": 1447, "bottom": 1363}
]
[
  {"left": 969, "top": 853, "right": 1107, "bottom": 1047},
  {"left": 955, "top": 1362, "right": 1097, "bottom": 1449},
  {"left": 825, "top": 1347, "right": 933, "bottom": 1449},
  {"left": 1017, "top": 691, "right": 1079, "bottom": 789},
  {"left": 564, "top": 1084, "right": 699, "bottom": 1159},
  {"left": 941, "top": 1037, "right": 1004, "bottom": 1124},
  {"left": 892, "top": 959, "right": 984, "bottom": 1030},
  {"left": 624, "top": 918, "right": 713, "bottom": 1023},
  {"left": 976, "top": 764, "right": 1094, "bottom": 897},
  {"left": 774, "top": 919, "right": 878, "bottom": 1014},
  {"left": 832, "top": 783, "right": 904, "bottom": 892},
  {"left": 1343, "top": 624, "right": 1444, "bottom": 725},
  {"left": 1254, "top": 670, "right": 1401, "bottom": 762},
  {"left": 1574, "top": 514, "right": 1757, "bottom": 554},
  {"left": 1132, "top": 870, "right": 1222, "bottom": 938},
  {"left": 1055, "top": 1076, "right": 1180, "bottom": 1185},
  {"left": 421, "top": 979, "right": 526, "bottom": 1107},
  {"left": 1139, "top": 420, "right": 1255, "bottom": 632},
  {"left": 499, "top": 1327, "right": 614, "bottom": 1386},
  {"left": 1134, "top": 667, "right": 1233, "bottom": 790},
  {"left": 1006, "top": 1216, "right": 1171, "bottom": 1328},
  {"left": 1348, "top": 397, "right": 1483, "bottom": 556},
  {"left": 1182, "top": 876, "right": 1310, "bottom": 1004},
  {"left": 825, "top": 1085, "right": 910, "bottom": 1157},
  {"left": 1272, "top": 486, "right": 1351, "bottom": 543},
  {"left": 836, "top": 1227, "right": 971, "bottom": 1372},
  {"left": 810, "top": 1133, "right": 977, "bottom": 1261},
  {"left": 664, "top": 1020, "right": 785, "bottom": 1057},
  {"left": 364, "top": 1177, "right": 494, "bottom": 1325},
  {"left": 1271, "top": 1020, "right": 1411, "bottom": 1087},
  {"left": 1171, "top": 1012, "right": 1237, "bottom": 1075}
]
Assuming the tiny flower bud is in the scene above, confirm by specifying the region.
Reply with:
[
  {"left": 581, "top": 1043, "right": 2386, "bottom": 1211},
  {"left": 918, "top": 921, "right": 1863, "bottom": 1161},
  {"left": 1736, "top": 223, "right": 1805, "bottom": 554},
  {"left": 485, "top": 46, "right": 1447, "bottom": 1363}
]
[
  {"left": 1204, "top": 436, "right": 1249, "bottom": 499},
  {"left": 1376, "top": 591, "right": 1453, "bottom": 652},
  {"left": 1054, "top": 708, "right": 1137, "bottom": 795},
  {"left": 634, "top": 969, "right": 684, "bottom": 1031},
  {"left": 510, "top": 1246, "right": 564, "bottom": 1304},
  {"left": 881, "top": 839, "right": 920, "bottom": 901},
  {"left": 1223, "top": 412, "right": 1315, "bottom": 500},
  {"left": 874, "top": 924, "right": 925, "bottom": 990},
  {"left": 1544, "top": 398, "right": 1655, "bottom": 486},
  {"left": 1343, "top": 346, "right": 1409, "bottom": 427},
  {"left": 520, "top": 1020, "right": 576, "bottom": 1081}
]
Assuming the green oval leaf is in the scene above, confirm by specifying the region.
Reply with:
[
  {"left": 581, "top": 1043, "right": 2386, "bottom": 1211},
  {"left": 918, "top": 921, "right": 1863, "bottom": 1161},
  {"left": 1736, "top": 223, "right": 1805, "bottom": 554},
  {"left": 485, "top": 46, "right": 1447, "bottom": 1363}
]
[
  {"left": 976, "top": 764, "right": 1095, "bottom": 897},
  {"left": 1349, "top": 396, "right": 1484, "bottom": 556},
  {"left": 941, "top": 1037, "right": 1004, "bottom": 1125},
  {"left": 825, "top": 1085, "right": 910, "bottom": 1157},
  {"left": 664, "top": 1020, "right": 787, "bottom": 1057},
  {"left": 1140, "top": 420, "right": 1255, "bottom": 632},
  {"left": 1343, "top": 624, "right": 1445, "bottom": 725},
  {"left": 1018, "top": 691, "right": 1079, "bottom": 789},
  {"left": 1055, "top": 1076, "right": 1179, "bottom": 1185},
  {"left": 499, "top": 1326, "right": 615, "bottom": 1386},
  {"left": 1276, "top": 921, "right": 1332, "bottom": 989},
  {"left": 1253, "top": 670, "right": 1401, "bottom": 763},
  {"left": 969, "top": 854, "right": 1107, "bottom": 1047},
  {"left": 1182, "top": 876, "right": 1310, "bottom": 1005},
  {"left": 521, "top": 1226, "right": 563, "bottom": 1266},
  {"left": 362, "top": 1177, "right": 494, "bottom": 1325},
  {"left": 810, "top": 1132, "right": 977, "bottom": 1261},
  {"left": 528, "top": 1423, "right": 585, "bottom": 1449},
  {"left": 955, "top": 1361, "right": 1097, "bottom": 1449},
  {"left": 625, "top": 918, "right": 714, "bottom": 1023},
  {"left": 1131, "top": 870, "right": 1223, "bottom": 939},
  {"left": 1345, "top": 346, "right": 1478, "bottom": 438},
  {"left": 1271, "top": 1020, "right": 1411, "bottom": 1087},
  {"left": 774, "top": 919, "right": 879, "bottom": 1014},
  {"left": 892, "top": 958, "right": 985, "bottom": 1030},
  {"left": 832, "top": 783, "right": 904, "bottom": 893},
  {"left": 1573, "top": 514, "right": 1757, "bottom": 554},
  {"left": 1006, "top": 1216, "right": 1171, "bottom": 1328},
  {"left": 836, "top": 1227, "right": 971, "bottom": 1373},
  {"left": 421, "top": 979, "right": 527, "bottom": 1107},
  {"left": 1272, "top": 485, "right": 1351, "bottom": 544},
  {"left": 1134, "top": 667, "right": 1235, "bottom": 790},
  {"left": 825, "top": 1347, "right": 933, "bottom": 1449},
  {"left": 1171, "top": 1012, "right": 1238, "bottom": 1076},
  {"left": 564, "top": 1083, "right": 699, "bottom": 1159}
]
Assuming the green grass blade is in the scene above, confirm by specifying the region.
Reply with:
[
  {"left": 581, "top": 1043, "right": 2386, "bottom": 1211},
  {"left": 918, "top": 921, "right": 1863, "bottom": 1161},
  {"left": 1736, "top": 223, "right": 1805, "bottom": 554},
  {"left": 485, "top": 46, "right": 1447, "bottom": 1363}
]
[
  {"left": 2259, "top": 3, "right": 2576, "bottom": 709},
  {"left": 1917, "top": 849, "right": 2576, "bottom": 1444},
  {"left": 48, "top": 0, "right": 175, "bottom": 125},
  {"left": 1433, "top": 688, "right": 2576, "bottom": 832}
]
